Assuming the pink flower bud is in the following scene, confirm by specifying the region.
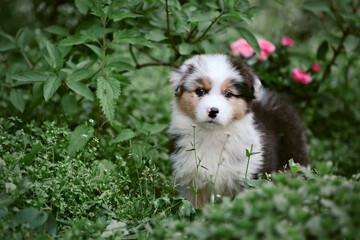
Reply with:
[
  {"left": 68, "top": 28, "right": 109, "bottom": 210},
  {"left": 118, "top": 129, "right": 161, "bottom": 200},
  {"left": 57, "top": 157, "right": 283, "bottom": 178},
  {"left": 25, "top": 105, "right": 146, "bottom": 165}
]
[
  {"left": 281, "top": 36, "right": 294, "bottom": 47},
  {"left": 292, "top": 68, "right": 312, "bottom": 84},
  {"left": 258, "top": 39, "right": 276, "bottom": 54},
  {"left": 257, "top": 51, "right": 267, "bottom": 61},
  {"left": 312, "top": 63, "right": 321, "bottom": 72},
  {"left": 231, "top": 39, "right": 255, "bottom": 58}
]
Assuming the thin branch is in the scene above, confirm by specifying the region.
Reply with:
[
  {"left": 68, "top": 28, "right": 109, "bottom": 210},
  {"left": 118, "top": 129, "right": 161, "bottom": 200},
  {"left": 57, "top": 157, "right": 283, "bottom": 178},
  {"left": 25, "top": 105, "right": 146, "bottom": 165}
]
[
  {"left": 165, "top": 0, "right": 179, "bottom": 54},
  {"left": 117, "top": 61, "right": 177, "bottom": 75},
  {"left": 133, "top": 45, "right": 161, "bottom": 62},
  {"left": 187, "top": 12, "right": 225, "bottom": 44},
  {"left": 0, "top": 54, "right": 9, "bottom": 68},
  {"left": 129, "top": 44, "right": 139, "bottom": 67},
  {"left": 20, "top": 50, "right": 33, "bottom": 70}
]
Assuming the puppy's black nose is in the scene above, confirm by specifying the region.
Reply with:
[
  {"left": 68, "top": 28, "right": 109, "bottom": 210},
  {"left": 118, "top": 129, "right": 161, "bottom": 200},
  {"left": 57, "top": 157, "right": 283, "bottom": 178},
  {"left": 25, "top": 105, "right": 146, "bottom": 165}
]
[{"left": 208, "top": 107, "right": 219, "bottom": 118}]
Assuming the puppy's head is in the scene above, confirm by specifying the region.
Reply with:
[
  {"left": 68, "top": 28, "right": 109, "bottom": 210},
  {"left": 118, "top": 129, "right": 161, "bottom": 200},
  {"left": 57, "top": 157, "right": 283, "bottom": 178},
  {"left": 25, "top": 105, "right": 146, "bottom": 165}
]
[{"left": 170, "top": 54, "right": 261, "bottom": 128}]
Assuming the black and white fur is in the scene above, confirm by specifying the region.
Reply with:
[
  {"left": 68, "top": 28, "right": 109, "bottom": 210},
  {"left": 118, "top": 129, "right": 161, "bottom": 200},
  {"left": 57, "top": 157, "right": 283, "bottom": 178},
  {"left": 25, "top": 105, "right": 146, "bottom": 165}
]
[{"left": 169, "top": 54, "right": 308, "bottom": 208}]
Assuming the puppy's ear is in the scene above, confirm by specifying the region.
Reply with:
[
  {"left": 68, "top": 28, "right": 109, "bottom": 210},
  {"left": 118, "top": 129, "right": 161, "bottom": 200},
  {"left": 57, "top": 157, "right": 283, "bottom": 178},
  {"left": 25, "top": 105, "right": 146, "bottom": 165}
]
[
  {"left": 253, "top": 77, "right": 262, "bottom": 99},
  {"left": 170, "top": 63, "right": 195, "bottom": 96},
  {"left": 170, "top": 70, "right": 183, "bottom": 96}
]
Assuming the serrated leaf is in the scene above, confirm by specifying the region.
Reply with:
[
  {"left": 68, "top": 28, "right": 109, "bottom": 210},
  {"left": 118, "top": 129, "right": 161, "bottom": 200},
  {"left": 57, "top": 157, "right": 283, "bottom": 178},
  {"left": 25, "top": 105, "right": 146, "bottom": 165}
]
[
  {"left": 58, "top": 30, "right": 98, "bottom": 46},
  {"left": 113, "top": 29, "right": 155, "bottom": 48},
  {"left": 66, "top": 80, "right": 94, "bottom": 101},
  {"left": 109, "top": 12, "right": 142, "bottom": 21},
  {"left": 97, "top": 77, "right": 121, "bottom": 122},
  {"left": 44, "top": 25, "right": 70, "bottom": 36},
  {"left": 145, "top": 29, "right": 167, "bottom": 42},
  {"left": 179, "top": 43, "right": 194, "bottom": 55},
  {"left": 85, "top": 43, "right": 102, "bottom": 58},
  {"left": 44, "top": 74, "right": 61, "bottom": 101},
  {"left": 142, "top": 124, "right": 167, "bottom": 135},
  {"left": 237, "top": 27, "right": 261, "bottom": 56},
  {"left": 110, "top": 129, "right": 136, "bottom": 144},
  {"left": 107, "top": 61, "right": 135, "bottom": 71},
  {"left": 46, "top": 41, "right": 64, "bottom": 71},
  {"left": 171, "top": 9, "right": 190, "bottom": 31},
  {"left": 15, "top": 28, "right": 30, "bottom": 49},
  {"left": 68, "top": 124, "right": 94, "bottom": 157},
  {"left": 96, "top": 159, "right": 116, "bottom": 178},
  {"left": 109, "top": 74, "right": 131, "bottom": 86},
  {"left": 68, "top": 69, "right": 94, "bottom": 82},
  {"left": 10, "top": 89, "right": 25, "bottom": 112}
]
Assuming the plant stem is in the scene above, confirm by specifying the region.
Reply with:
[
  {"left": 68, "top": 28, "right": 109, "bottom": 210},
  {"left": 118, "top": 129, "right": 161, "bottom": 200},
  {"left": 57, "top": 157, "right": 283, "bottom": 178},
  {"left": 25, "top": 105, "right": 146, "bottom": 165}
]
[
  {"left": 20, "top": 49, "right": 33, "bottom": 70},
  {"left": 192, "top": 125, "right": 199, "bottom": 209},
  {"left": 211, "top": 133, "right": 230, "bottom": 205},
  {"left": 165, "top": 0, "right": 179, "bottom": 54},
  {"left": 187, "top": 12, "right": 225, "bottom": 44}
]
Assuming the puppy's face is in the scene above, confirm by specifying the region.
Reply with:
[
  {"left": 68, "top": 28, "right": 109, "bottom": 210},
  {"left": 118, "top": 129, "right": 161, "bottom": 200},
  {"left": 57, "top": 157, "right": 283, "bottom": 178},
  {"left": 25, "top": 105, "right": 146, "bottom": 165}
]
[{"left": 171, "top": 55, "right": 261, "bottom": 128}]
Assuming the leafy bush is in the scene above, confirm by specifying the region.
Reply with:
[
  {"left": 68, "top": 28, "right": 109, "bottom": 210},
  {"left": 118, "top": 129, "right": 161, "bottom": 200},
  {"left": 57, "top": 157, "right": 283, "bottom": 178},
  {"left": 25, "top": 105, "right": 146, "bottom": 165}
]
[
  {"left": 148, "top": 173, "right": 360, "bottom": 240},
  {"left": 0, "top": 0, "right": 360, "bottom": 238}
]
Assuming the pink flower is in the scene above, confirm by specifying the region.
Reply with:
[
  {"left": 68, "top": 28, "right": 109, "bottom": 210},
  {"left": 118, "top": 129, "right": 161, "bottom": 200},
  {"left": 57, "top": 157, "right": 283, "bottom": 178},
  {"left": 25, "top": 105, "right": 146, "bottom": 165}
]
[
  {"left": 281, "top": 36, "right": 294, "bottom": 47},
  {"left": 292, "top": 68, "right": 312, "bottom": 84},
  {"left": 258, "top": 39, "right": 276, "bottom": 54},
  {"left": 231, "top": 39, "right": 255, "bottom": 58},
  {"left": 312, "top": 63, "right": 321, "bottom": 72},
  {"left": 257, "top": 51, "right": 267, "bottom": 61},
  {"left": 256, "top": 39, "right": 276, "bottom": 61}
]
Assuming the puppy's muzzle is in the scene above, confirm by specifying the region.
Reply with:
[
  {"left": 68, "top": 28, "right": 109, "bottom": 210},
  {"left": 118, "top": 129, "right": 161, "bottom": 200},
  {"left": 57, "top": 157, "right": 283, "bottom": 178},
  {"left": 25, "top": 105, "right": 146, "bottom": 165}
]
[{"left": 208, "top": 107, "right": 219, "bottom": 119}]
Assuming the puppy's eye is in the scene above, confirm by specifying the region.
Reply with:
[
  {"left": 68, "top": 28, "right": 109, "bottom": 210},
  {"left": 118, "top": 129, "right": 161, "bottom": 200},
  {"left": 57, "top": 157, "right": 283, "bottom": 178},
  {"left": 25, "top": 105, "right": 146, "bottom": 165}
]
[
  {"left": 195, "top": 88, "right": 206, "bottom": 97},
  {"left": 224, "top": 90, "right": 233, "bottom": 99}
]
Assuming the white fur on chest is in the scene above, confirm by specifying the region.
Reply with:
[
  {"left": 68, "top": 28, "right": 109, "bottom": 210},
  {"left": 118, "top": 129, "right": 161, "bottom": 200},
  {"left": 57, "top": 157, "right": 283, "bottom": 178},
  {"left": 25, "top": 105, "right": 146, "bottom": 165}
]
[{"left": 169, "top": 108, "right": 264, "bottom": 196}]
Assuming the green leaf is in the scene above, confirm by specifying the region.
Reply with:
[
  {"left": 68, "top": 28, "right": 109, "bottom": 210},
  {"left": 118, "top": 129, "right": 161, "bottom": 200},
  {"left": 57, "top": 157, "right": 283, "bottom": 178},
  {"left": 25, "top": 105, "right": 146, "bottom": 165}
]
[
  {"left": 302, "top": 0, "right": 329, "bottom": 13},
  {"left": 188, "top": 11, "right": 219, "bottom": 22},
  {"left": 44, "top": 213, "right": 57, "bottom": 236},
  {"left": 179, "top": 43, "right": 194, "bottom": 55},
  {"left": 75, "top": 0, "right": 90, "bottom": 14},
  {"left": 10, "top": 89, "right": 25, "bottom": 112},
  {"left": 68, "top": 69, "right": 94, "bottom": 82},
  {"left": 237, "top": 27, "right": 261, "bottom": 56},
  {"left": 66, "top": 80, "right": 94, "bottom": 101},
  {"left": 14, "top": 208, "right": 47, "bottom": 228},
  {"left": 44, "top": 25, "right": 70, "bottom": 36},
  {"left": 85, "top": 43, "right": 102, "bottom": 58},
  {"left": 96, "top": 159, "right": 116, "bottom": 179},
  {"left": 0, "top": 31, "right": 14, "bottom": 42},
  {"left": 113, "top": 29, "right": 155, "bottom": 48},
  {"left": 107, "top": 61, "right": 135, "bottom": 72},
  {"left": 58, "top": 30, "right": 98, "bottom": 46},
  {"left": 68, "top": 124, "right": 94, "bottom": 157},
  {"left": 12, "top": 71, "right": 48, "bottom": 82},
  {"left": 97, "top": 76, "right": 121, "bottom": 122},
  {"left": 316, "top": 41, "right": 328, "bottom": 61},
  {"left": 170, "top": 9, "right": 190, "bottom": 31},
  {"left": 142, "top": 124, "right": 168, "bottom": 135},
  {"left": 110, "top": 129, "right": 136, "bottom": 144},
  {"left": 44, "top": 74, "right": 61, "bottom": 101},
  {"left": 145, "top": 30, "right": 167, "bottom": 42},
  {"left": 46, "top": 41, "right": 64, "bottom": 71},
  {"left": 109, "top": 12, "right": 142, "bottom": 21},
  {"left": 22, "top": 144, "right": 42, "bottom": 165},
  {"left": 15, "top": 28, "right": 30, "bottom": 49},
  {"left": 0, "top": 41, "right": 16, "bottom": 52},
  {"left": 61, "top": 94, "right": 78, "bottom": 115}
]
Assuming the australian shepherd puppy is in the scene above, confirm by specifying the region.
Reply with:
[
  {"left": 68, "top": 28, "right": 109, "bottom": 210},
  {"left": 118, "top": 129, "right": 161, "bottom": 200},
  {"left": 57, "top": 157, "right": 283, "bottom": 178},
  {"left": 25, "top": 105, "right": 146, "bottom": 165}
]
[{"left": 168, "top": 54, "right": 308, "bottom": 208}]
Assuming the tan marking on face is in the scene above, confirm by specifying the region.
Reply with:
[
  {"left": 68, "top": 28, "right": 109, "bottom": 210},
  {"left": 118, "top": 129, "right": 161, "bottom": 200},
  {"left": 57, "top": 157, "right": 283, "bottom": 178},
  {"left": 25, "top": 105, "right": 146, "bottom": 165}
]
[
  {"left": 178, "top": 91, "right": 198, "bottom": 119},
  {"left": 198, "top": 79, "right": 211, "bottom": 91},
  {"left": 229, "top": 98, "right": 247, "bottom": 120},
  {"left": 221, "top": 80, "right": 248, "bottom": 120}
]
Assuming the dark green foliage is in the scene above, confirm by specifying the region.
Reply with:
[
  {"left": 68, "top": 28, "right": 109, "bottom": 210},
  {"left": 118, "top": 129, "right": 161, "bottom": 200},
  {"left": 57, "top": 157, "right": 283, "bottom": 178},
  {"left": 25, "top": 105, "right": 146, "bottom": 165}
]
[{"left": 0, "top": 0, "right": 360, "bottom": 239}]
